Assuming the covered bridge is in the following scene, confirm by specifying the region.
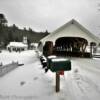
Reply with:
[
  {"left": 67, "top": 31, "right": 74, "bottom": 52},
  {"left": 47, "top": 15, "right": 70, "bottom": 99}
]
[{"left": 39, "top": 19, "right": 100, "bottom": 57}]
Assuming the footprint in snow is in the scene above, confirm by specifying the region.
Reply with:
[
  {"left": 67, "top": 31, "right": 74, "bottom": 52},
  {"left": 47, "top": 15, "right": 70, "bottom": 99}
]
[
  {"left": 73, "top": 68, "right": 79, "bottom": 73},
  {"left": 33, "top": 77, "right": 39, "bottom": 80},
  {"left": 20, "top": 81, "right": 26, "bottom": 86}
]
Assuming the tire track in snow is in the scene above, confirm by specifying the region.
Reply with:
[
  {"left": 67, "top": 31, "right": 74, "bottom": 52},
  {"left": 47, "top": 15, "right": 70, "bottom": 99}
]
[
  {"left": 71, "top": 58, "right": 100, "bottom": 100},
  {"left": 76, "top": 60, "right": 100, "bottom": 91},
  {"left": 72, "top": 72, "right": 100, "bottom": 100},
  {"left": 69, "top": 73, "right": 89, "bottom": 100}
]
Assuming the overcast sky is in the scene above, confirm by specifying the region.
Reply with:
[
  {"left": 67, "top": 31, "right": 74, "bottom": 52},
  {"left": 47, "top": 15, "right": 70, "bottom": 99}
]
[{"left": 0, "top": 0, "right": 100, "bottom": 34}]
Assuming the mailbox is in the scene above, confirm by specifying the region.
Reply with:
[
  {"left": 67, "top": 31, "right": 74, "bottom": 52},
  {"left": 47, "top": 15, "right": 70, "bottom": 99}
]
[{"left": 49, "top": 58, "right": 71, "bottom": 72}]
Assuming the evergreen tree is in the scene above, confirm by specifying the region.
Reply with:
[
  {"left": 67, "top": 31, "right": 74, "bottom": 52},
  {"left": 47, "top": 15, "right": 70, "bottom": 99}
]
[
  {"left": 8, "top": 31, "right": 14, "bottom": 42},
  {"left": 0, "top": 14, "right": 8, "bottom": 45},
  {"left": 28, "top": 27, "right": 33, "bottom": 33},
  {"left": 0, "top": 14, "right": 7, "bottom": 26}
]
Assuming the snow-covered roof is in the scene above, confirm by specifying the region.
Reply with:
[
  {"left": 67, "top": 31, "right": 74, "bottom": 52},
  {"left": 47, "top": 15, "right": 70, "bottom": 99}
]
[
  {"left": 7, "top": 42, "right": 28, "bottom": 48},
  {"left": 40, "top": 19, "right": 100, "bottom": 44},
  {"left": 30, "top": 43, "right": 38, "bottom": 47}
]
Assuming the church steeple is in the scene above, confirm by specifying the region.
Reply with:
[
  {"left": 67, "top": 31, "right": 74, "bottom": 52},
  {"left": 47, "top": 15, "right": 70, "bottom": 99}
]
[{"left": 23, "top": 36, "right": 27, "bottom": 44}]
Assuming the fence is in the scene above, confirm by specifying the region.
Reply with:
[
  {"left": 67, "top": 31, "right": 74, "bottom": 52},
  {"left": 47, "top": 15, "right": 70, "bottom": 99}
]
[{"left": 0, "top": 62, "right": 18, "bottom": 77}]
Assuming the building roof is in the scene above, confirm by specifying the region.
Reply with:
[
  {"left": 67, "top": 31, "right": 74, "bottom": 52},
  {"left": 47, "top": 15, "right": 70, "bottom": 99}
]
[
  {"left": 40, "top": 19, "right": 100, "bottom": 44},
  {"left": 30, "top": 43, "right": 38, "bottom": 47},
  {"left": 7, "top": 42, "right": 28, "bottom": 48}
]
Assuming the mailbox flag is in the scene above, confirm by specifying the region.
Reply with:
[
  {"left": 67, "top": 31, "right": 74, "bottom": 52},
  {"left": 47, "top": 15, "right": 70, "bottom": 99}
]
[{"left": 59, "top": 71, "right": 64, "bottom": 75}]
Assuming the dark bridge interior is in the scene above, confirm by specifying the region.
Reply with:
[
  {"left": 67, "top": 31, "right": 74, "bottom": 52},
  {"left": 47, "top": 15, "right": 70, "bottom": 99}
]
[{"left": 43, "top": 37, "right": 91, "bottom": 57}]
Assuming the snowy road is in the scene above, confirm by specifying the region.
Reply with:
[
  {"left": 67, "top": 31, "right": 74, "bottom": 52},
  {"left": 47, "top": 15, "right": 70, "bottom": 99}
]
[
  {"left": 0, "top": 50, "right": 100, "bottom": 100},
  {"left": 62, "top": 58, "right": 100, "bottom": 100}
]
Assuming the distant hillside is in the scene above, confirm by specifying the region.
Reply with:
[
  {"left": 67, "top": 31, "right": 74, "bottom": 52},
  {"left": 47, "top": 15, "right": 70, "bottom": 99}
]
[
  {"left": 0, "top": 13, "right": 49, "bottom": 47},
  {"left": 0, "top": 24, "right": 49, "bottom": 47}
]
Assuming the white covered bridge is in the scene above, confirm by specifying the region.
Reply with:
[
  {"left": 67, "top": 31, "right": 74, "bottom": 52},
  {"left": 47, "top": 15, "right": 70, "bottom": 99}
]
[
  {"left": 40, "top": 19, "right": 100, "bottom": 45},
  {"left": 39, "top": 19, "right": 100, "bottom": 57}
]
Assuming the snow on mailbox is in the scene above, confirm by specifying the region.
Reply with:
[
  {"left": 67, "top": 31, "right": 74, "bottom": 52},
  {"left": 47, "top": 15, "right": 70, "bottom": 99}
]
[
  {"left": 49, "top": 58, "right": 71, "bottom": 72},
  {"left": 47, "top": 55, "right": 57, "bottom": 69}
]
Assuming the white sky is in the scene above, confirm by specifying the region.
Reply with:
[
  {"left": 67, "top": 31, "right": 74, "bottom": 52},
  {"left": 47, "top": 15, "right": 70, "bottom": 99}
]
[{"left": 0, "top": 0, "right": 100, "bottom": 34}]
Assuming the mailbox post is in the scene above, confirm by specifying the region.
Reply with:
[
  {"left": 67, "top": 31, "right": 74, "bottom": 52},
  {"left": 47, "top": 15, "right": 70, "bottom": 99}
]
[
  {"left": 56, "top": 72, "right": 60, "bottom": 92},
  {"left": 47, "top": 58, "right": 71, "bottom": 92}
]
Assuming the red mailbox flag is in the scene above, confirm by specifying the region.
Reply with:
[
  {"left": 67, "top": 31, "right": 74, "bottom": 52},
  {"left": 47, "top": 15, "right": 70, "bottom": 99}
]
[{"left": 59, "top": 71, "right": 64, "bottom": 75}]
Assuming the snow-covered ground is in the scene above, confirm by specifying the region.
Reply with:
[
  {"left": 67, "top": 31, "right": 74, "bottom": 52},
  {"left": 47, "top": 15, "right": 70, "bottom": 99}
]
[{"left": 0, "top": 50, "right": 100, "bottom": 100}]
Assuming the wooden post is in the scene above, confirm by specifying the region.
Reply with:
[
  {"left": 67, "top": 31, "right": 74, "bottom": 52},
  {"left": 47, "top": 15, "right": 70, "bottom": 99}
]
[
  {"left": 90, "top": 45, "right": 92, "bottom": 58},
  {"left": 56, "top": 72, "right": 60, "bottom": 92}
]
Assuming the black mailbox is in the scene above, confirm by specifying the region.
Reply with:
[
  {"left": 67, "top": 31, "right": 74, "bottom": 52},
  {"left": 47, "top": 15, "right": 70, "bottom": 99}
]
[{"left": 49, "top": 58, "right": 71, "bottom": 72}]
